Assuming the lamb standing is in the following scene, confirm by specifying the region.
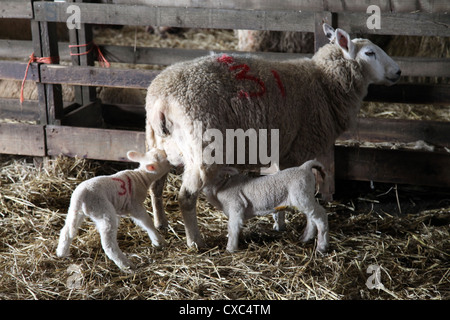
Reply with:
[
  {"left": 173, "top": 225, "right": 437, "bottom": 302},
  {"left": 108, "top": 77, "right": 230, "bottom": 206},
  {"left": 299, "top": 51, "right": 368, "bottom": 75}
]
[
  {"left": 145, "top": 24, "right": 401, "bottom": 248},
  {"left": 203, "top": 160, "right": 328, "bottom": 253},
  {"left": 56, "top": 149, "right": 170, "bottom": 271}
]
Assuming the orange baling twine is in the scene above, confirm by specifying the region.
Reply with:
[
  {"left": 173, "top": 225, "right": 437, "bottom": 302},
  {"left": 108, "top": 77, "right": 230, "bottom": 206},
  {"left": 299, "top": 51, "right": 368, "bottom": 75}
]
[
  {"left": 20, "top": 53, "right": 59, "bottom": 104},
  {"left": 20, "top": 42, "right": 109, "bottom": 104},
  {"left": 69, "top": 41, "right": 110, "bottom": 68}
]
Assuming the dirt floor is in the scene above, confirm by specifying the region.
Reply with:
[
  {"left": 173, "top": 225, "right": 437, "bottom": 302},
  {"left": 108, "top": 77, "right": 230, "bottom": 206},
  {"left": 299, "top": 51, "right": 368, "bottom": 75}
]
[{"left": 0, "top": 155, "right": 448, "bottom": 300}]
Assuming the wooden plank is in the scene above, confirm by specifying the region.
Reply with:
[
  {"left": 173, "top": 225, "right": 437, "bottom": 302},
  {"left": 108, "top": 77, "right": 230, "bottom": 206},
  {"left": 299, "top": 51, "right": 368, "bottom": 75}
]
[
  {"left": 336, "top": 12, "right": 450, "bottom": 36},
  {"left": 110, "top": 0, "right": 449, "bottom": 13},
  {"left": 0, "top": 1, "right": 33, "bottom": 19},
  {"left": 339, "top": 118, "right": 450, "bottom": 149},
  {"left": 335, "top": 146, "right": 450, "bottom": 188},
  {"left": 46, "top": 125, "right": 146, "bottom": 161},
  {"left": 33, "top": 2, "right": 315, "bottom": 32},
  {"left": 0, "top": 123, "right": 45, "bottom": 156},
  {"left": 0, "top": 61, "right": 39, "bottom": 81},
  {"left": 394, "top": 57, "right": 450, "bottom": 78},
  {"left": 40, "top": 64, "right": 159, "bottom": 89},
  {"left": 365, "top": 83, "right": 450, "bottom": 104},
  {"left": 0, "top": 98, "right": 39, "bottom": 121}
]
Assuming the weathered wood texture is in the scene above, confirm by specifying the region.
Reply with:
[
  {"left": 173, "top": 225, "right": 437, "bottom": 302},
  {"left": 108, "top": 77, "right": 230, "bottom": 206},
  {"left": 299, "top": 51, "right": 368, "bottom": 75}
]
[
  {"left": 339, "top": 118, "right": 450, "bottom": 149},
  {"left": 335, "top": 147, "right": 450, "bottom": 188},
  {"left": 0, "top": 0, "right": 33, "bottom": 19},
  {"left": 33, "top": 2, "right": 450, "bottom": 35},
  {"left": 0, "top": 123, "right": 46, "bottom": 156},
  {"left": 113, "top": 0, "right": 448, "bottom": 13},
  {"left": 46, "top": 125, "right": 146, "bottom": 161}
]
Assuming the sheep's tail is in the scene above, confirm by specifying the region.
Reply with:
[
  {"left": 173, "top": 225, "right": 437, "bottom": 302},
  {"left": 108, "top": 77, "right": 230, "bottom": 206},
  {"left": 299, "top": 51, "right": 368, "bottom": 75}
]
[{"left": 301, "top": 159, "right": 326, "bottom": 180}]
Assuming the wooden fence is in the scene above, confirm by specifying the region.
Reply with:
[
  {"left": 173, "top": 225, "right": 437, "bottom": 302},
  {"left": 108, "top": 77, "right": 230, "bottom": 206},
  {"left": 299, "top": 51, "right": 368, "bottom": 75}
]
[{"left": 0, "top": 0, "right": 449, "bottom": 195}]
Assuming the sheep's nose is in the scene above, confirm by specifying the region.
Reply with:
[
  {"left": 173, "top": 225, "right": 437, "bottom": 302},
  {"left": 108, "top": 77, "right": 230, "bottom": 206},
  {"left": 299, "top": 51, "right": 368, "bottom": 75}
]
[{"left": 396, "top": 69, "right": 402, "bottom": 76}]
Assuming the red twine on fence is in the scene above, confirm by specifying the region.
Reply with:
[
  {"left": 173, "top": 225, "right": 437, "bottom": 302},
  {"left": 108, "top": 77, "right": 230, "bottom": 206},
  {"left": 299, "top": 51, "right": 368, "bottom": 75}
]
[
  {"left": 20, "top": 53, "right": 60, "bottom": 104},
  {"left": 69, "top": 41, "right": 110, "bottom": 68}
]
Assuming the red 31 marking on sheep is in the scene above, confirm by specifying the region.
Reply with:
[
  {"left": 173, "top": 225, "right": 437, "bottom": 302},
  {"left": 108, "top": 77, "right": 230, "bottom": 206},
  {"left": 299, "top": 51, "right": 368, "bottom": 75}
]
[
  {"left": 112, "top": 176, "right": 132, "bottom": 196},
  {"left": 217, "top": 54, "right": 285, "bottom": 99}
]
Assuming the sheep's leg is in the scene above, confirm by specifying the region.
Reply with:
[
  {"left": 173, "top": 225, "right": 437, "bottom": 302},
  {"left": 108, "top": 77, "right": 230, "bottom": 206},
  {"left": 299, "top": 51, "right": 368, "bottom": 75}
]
[
  {"left": 226, "top": 208, "right": 245, "bottom": 253},
  {"left": 272, "top": 211, "right": 287, "bottom": 232},
  {"left": 92, "top": 214, "right": 134, "bottom": 271},
  {"left": 149, "top": 173, "right": 168, "bottom": 230},
  {"left": 56, "top": 208, "right": 85, "bottom": 257},
  {"left": 179, "top": 168, "right": 205, "bottom": 248},
  {"left": 131, "top": 206, "right": 166, "bottom": 248}
]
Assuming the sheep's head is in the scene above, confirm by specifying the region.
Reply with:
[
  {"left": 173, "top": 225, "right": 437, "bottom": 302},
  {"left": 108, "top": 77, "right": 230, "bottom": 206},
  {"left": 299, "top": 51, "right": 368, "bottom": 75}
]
[
  {"left": 127, "top": 148, "right": 171, "bottom": 175},
  {"left": 323, "top": 23, "right": 401, "bottom": 86}
]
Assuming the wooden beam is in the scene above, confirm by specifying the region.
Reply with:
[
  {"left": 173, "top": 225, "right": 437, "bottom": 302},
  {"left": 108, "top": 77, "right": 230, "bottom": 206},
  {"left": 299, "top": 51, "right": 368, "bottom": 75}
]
[
  {"left": 33, "top": 2, "right": 450, "bottom": 36},
  {"left": 0, "top": 61, "right": 39, "bottom": 81},
  {"left": 46, "top": 125, "right": 146, "bottom": 161},
  {"left": 0, "top": 98, "right": 39, "bottom": 121},
  {"left": 40, "top": 64, "right": 159, "bottom": 89},
  {"left": 0, "top": 1, "right": 33, "bottom": 19},
  {"left": 337, "top": 12, "right": 450, "bottom": 37},
  {"left": 110, "top": 0, "right": 448, "bottom": 13},
  {"left": 335, "top": 146, "right": 450, "bottom": 188},
  {"left": 0, "top": 123, "right": 46, "bottom": 156},
  {"left": 33, "top": 2, "right": 316, "bottom": 32},
  {"left": 339, "top": 118, "right": 450, "bottom": 149}
]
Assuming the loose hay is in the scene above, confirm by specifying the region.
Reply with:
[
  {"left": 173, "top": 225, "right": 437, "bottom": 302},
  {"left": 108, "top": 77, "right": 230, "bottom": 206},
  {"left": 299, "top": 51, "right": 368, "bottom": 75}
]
[{"left": 0, "top": 155, "right": 448, "bottom": 300}]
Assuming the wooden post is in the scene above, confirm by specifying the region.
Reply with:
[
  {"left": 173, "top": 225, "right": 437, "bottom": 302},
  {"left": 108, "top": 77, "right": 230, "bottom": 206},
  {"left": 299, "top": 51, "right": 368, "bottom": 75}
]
[
  {"left": 65, "top": 0, "right": 102, "bottom": 128},
  {"left": 315, "top": 11, "right": 335, "bottom": 201},
  {"left": 31, "top": 0, "right": 64, "bottom": 126}
]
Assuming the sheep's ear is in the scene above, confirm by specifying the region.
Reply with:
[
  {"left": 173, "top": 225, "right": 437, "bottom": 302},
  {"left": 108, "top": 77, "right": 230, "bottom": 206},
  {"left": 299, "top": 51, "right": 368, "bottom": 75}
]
[
  {"left": 335, "top": 28, "right": 355, "bottom": 59},
  {"left": 127, "top": 150, "right": 144, "bottom": 162},
  {"left": 322, "top": 23, "right": 335, "bottom": 42},
  {"left": 145, "top": 163, "right": 157, "bottom": 172}
]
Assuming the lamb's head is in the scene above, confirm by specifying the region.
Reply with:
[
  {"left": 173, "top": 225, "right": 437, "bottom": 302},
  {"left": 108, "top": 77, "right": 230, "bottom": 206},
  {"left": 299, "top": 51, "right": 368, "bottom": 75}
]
[
  {"left": 127, "top": 148, "right": 171, "bottom": 175},
  {"left": 322, "top": 23, "right": 401, "bottom": 86}
]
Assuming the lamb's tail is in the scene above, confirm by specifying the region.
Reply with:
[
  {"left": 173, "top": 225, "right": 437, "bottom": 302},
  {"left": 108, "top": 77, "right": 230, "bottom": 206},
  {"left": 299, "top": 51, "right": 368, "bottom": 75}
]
[{"left": 300, "top": 160, "right": 327, "bottom": 190}]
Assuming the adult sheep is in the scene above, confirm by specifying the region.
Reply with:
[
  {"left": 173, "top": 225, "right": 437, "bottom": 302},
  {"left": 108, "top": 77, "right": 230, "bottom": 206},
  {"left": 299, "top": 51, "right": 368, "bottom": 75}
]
[{"left": 145, "top": 24, "right": 401, "bottom": 248}]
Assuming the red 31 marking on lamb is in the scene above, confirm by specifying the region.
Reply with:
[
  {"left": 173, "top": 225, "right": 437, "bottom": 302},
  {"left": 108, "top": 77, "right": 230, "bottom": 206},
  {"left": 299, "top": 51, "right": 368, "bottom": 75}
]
[
  {"left": 217, "top": 54, "right": 285, "bottom": 98},
  {"left": 112, "top": 176, "right": 132, "bottom": 196}
]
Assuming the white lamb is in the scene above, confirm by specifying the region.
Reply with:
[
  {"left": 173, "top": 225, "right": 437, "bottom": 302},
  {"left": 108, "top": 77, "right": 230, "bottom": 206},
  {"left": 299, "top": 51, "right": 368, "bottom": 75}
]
[
  {"left": 203, "top": 160, "right": 328, "bottom": 253},
  {"left": 56, "top": 149, "right": 170, "bottom": 271},
  {"left": 145, "top": 24, "right": 401, "bottom": 248}
]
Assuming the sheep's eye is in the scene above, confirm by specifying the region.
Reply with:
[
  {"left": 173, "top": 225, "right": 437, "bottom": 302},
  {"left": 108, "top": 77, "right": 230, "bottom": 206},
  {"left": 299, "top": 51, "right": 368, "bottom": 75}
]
[{"left": 365, "top": 51, "right": 376, "bottom": 57}]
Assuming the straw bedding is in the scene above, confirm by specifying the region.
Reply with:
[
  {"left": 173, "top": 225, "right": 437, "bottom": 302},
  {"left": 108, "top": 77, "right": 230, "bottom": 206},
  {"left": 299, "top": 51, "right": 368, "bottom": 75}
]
[{"left": 0, "top": 155, "right": 448, "bottom": 300}]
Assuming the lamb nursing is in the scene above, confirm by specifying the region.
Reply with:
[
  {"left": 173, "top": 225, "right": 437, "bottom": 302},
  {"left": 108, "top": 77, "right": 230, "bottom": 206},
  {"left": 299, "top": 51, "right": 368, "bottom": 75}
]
[
  {"left": 145, "top": 24, "right": 401, "bottom": 248},
  {"left": 203, "top": 160, "right": 329, "bottom": 253}
]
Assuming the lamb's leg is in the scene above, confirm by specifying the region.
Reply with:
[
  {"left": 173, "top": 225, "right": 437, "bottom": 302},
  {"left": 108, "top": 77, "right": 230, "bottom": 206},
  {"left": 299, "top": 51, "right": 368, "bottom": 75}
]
[
  {"left": 56, "top": 208, "right": 85, "bottom": 257},
  {"left": 226, "top": 208, "right": 245, "bottom": 253},
  {"left": 300, "top": 213, "right": 317, "bottom": 244},
  {"left": 272, "top": 211, "right": 287, "bottom": 232},
  {"left": 131, "top": 206, "right": 166, "bottom": 248},
  {"left": 310, "top": 204, "right": 329, "bottom": 253},
  {"left": 92, "top": 214, "right": 134, "bottom": 271},
  {"left": 149, "top": 173, "right": 168, "bottom": 230},
  {"left": 179, "top": 168, "right": 205, "bottom": 248}
]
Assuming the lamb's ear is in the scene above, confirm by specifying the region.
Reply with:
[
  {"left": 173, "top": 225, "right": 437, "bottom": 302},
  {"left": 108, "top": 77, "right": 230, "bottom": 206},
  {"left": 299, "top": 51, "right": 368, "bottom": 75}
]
[
  {"left": 127, "top": 150, "right": 144, "bottom": 163},
  {"left": 335, "top": 28, "right": 356, "bottom": 59},
  {"left": 322, "top": 23, "right": 335, "bottom": 42}
]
